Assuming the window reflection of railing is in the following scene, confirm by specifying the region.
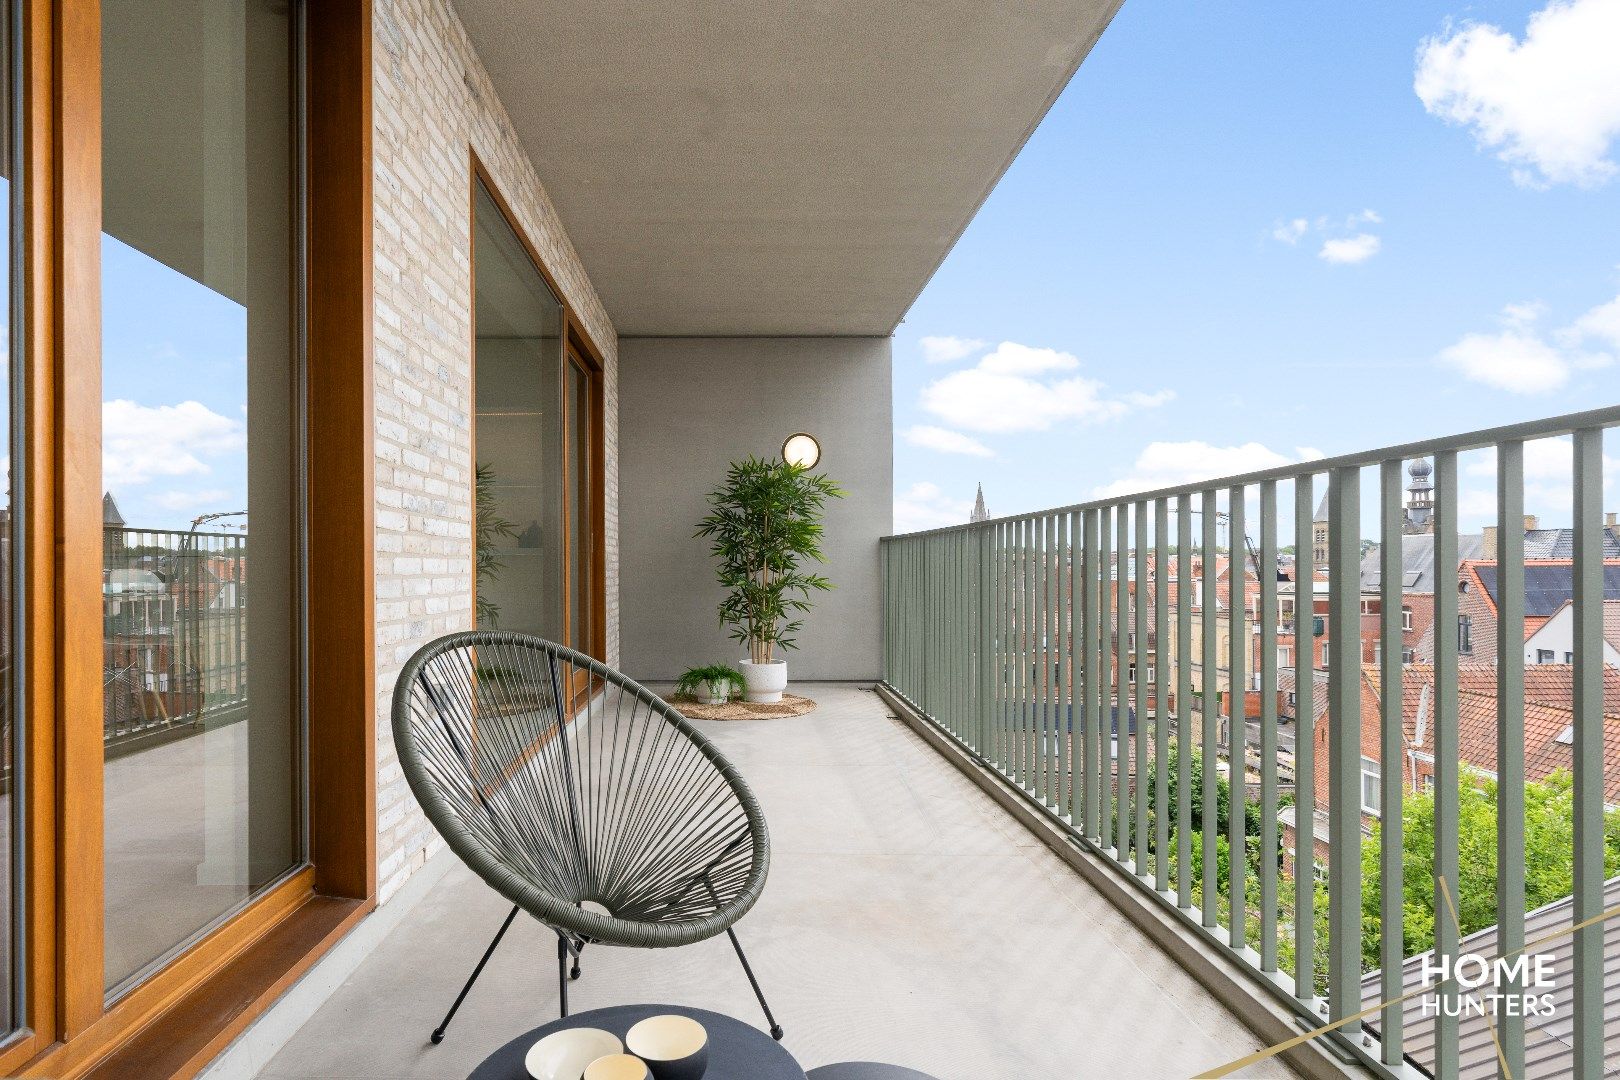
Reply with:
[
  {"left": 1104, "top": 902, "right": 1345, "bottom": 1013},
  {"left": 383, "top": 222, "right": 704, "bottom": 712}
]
[{"left": 103, "top": 526, "right": 247, "bottom": 753}]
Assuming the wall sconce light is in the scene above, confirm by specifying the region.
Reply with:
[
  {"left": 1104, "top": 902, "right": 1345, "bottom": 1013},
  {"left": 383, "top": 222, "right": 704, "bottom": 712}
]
[{"left": 781, "top": 432, "right": 821, "bottom": 469}]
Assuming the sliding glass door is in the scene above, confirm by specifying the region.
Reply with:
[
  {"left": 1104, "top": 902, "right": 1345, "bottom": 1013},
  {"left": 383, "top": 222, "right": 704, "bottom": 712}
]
[
  {"left": 99, "top": 0, "right": 303, "bottom": 996},
  {"left": 471, "top": 173, "right": 603, "bottom": 659}
]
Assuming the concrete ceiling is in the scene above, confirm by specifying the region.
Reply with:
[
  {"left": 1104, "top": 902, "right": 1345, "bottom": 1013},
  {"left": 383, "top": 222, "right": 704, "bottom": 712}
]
[{"left": 454, "top": 0, "right": 1123, "bottom": 337}]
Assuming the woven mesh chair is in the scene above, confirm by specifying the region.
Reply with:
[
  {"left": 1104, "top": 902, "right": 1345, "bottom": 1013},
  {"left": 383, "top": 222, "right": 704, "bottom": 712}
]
[{"left": 392, "top": 631, "right": 782, "bottom": 1043}]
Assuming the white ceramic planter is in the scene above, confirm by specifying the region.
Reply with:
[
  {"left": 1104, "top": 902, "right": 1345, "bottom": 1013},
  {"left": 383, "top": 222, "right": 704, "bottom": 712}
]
[
  {"left": 739, "top": 659, "right": 787, "bottom": 703},
  {"left": 695, "top": 680, "right": 729, "bottom": 705}
]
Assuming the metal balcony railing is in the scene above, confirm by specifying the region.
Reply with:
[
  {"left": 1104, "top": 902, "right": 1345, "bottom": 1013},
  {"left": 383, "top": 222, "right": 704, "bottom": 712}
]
[
  {"left": 881, "top": 405, "right": 1620, "bottom": 1079},
  {"left": 104, "top": 526, "right": 248, "bottom": 751}
]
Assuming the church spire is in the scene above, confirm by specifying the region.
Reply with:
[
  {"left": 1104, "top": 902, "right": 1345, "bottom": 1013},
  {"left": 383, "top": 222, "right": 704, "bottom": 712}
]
[{"left": 970, "top": 482, "right": 989, "bottom": 523}]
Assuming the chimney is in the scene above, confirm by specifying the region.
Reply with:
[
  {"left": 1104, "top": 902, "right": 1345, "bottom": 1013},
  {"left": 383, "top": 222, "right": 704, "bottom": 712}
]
[
  {"left": 1482, "top": 524, "right": 1498, "bottom": 556},
  {"left": 1523, "top": 514, "right": 1539, "bottom": 532},
  {"left": 1608, "top": 512, "right": 1617, "bottom": 528}
]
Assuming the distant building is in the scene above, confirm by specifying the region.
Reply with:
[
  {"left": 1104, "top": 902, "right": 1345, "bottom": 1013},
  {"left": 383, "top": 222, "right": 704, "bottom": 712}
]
[
  {"left": 1403, "top": 457, "right": 1433, "bottom": 533},
  {"left": 969, "top": 482, "right": 989, "bottom": 523}
]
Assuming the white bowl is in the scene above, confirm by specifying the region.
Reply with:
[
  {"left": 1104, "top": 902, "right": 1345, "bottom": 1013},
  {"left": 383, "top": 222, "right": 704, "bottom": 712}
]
[
  {"left": 524, "top": 1027, "right": 623, "bottom": 1080},
  {"left": 583, "top": 1055, "right": 650, "bottom": 1080},
  {"left": 625, "top": 1014, "right": 706, "bottom": 1061}
]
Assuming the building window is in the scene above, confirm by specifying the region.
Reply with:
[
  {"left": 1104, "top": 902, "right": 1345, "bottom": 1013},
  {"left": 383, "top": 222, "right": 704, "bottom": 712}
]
[
  {"left": 1419, "top": 773, "right": 1434, "bottom": 794},
  {"left": 1458, "top": 614, "right": 1473, "bottom": 655},
  {"left": 1279, "top": 646, "right": 1291, "bottom": 667},
  {"left": 1536, "top": 649, "right": 1554, "bottom": 664},
  {"left": 1361, "top": 757, "right": 1381, "bottom": 816},
  {"left": 1319, "top": 641, "right": 1329, "bottom": 669},
  {"left": 1565, "top": 652, "right": 1574, "bottom": 664},
  {"left": 1402, "top": 648, "right": 1415, "bottom": 664},
  {"left": 1402, "top": 606, "right": 1413, "bottom": 631},
  {"left": 100, "top": 0, "right": 303, "bottom": 994}
]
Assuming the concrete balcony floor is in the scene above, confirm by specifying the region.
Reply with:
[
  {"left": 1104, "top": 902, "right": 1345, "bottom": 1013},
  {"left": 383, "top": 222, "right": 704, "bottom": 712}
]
[{"left": 255, "top": 685, "right": 1293, "bottom": 1079}]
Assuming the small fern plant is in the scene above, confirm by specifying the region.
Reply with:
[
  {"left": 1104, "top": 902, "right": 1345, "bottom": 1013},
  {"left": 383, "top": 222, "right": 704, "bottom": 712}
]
[{"left": 674, "top": 664, "right": 745, "bottom": 703}]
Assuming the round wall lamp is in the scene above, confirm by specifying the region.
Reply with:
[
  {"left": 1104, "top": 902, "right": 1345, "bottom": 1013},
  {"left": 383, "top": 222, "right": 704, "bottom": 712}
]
[{"left": 781, "top": 432, "right": 821, "bottom": 469}]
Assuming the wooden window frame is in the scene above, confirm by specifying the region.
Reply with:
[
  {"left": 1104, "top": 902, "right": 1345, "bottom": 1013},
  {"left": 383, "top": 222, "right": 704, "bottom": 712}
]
[
  {"left": 0, "top": 3, "right": 376, "bottom": 1077},
  {"left": 468, "top": 152, "right": 606, "bottom": 667}
]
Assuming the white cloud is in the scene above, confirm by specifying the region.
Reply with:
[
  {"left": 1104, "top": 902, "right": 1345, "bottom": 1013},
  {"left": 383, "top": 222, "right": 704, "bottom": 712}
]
[
  {"left": 1270, "top": 211, "right": 1383, "bottom": 259},
  {"left": 152, "top": 488, "right": 232, "bottom": 512},
  {"left": 1415, "top": 0, "right": 1620, "bottom": 188},
  {"left": 976, "top": 341, "right": 1079, "bottom": 375},
  {"left": 1272, "top": 217, "right": 1309, "bottom": 244},
  {"left": 1462, "top": 435, "right": 1620, "bottom": 524},
  {"left": 1318, "top": 233, "right": 1382, "bottom": 265},
  {"left": 904, "top": 425, "right": 994, "bottom": 458},
  {"left": 893, "top": 481, "right": 974, "bottom": 533},
  {"left": 1561, "top": 293, "right": 1620, "bottom": 350},
  {"left": 919, "top": 335, "right": 987, "bottom": 364},
  {"left": 103, "top": 399, "right": 245, "bottom": 487},
  {"left": 918, "top": 340, "right": 1171, "bottom": 434},
  {"left": 1438, "top": 295, "right": 1617, "bottom": 393},
  {"left": 1439, "top": 329, "right": 1570, "bottom": 393},
  {"left": 1092, "top": 441, "right": 1319, "bottom": 499}
]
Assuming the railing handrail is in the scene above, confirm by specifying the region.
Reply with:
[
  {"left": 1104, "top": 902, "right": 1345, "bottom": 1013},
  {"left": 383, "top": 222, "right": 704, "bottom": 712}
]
[{"left": 883, "top": 403, "right": 1620, "bottom": 540}]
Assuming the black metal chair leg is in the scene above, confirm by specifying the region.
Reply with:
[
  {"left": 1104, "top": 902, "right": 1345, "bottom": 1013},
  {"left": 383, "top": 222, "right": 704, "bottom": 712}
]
[
  {"left": 570, "top": 941, "right": 584, "bottom": 981},
  {"left": 556, "top": 932, "right": 570, "bottom": 1017},
  {"left": 432, "top": 905, "right": 519, "bottom": 1045},
  {"left": 724, "top": 926, "right": 784, "bottom": 1040}
]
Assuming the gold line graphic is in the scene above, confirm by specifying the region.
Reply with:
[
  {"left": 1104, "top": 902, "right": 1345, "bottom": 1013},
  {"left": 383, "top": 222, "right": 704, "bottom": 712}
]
[{"left": 1195, "top": 878, "right": 1620, "bottom": 1079}]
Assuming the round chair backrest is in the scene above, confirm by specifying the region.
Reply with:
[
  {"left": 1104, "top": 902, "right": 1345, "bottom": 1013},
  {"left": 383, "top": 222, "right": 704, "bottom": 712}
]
[{"left": 392, "top": 632, "right": 769, "bottom": 948}]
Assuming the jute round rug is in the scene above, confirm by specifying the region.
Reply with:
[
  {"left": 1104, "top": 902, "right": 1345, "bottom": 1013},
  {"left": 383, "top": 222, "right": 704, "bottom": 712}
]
[{"left": 673, "top": 693, "right": 817, "bottom": 721}]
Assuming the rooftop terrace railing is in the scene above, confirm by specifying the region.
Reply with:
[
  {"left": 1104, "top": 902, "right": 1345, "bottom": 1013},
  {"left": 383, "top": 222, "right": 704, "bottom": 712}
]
[
  {"left": 103, "top": 526, "right": 248, "bottom": 753},
  {"left": 881, "top": 404, "right": 1620, "bottom": 1079}
]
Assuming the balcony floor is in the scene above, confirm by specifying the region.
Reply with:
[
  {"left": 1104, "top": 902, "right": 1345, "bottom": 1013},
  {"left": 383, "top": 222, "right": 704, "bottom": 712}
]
[{"left": 256, "top": 685, "right": 1292, "bottom": 1079}]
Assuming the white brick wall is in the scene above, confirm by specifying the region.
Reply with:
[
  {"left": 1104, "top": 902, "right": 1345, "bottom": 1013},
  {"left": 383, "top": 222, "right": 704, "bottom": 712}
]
[{"left": 372, "top": 0, "right": 620, "bottom": 903}]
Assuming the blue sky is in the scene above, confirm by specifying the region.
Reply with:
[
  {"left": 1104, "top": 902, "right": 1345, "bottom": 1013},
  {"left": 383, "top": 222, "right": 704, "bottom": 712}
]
[
  {"left": 102, "top": 235, "right": 249, "bottom": 533},
  {"left": 892, "top": 0, "right": 1620, "bottom": 536}
]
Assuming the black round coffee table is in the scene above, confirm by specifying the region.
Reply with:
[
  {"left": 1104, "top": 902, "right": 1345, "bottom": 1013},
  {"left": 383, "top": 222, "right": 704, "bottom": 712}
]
[{"left": 468, "top": 1003, "right": 808, "bottom": 1080}]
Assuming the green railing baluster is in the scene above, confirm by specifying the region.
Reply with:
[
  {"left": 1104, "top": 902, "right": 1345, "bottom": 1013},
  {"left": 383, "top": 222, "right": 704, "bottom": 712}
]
[
  {"left": 1100, "top": 507, "right": 1113, "bottom": 851},
  {"left": 1201, "top": 489, "right": 1218, "bottom": 927},
  {"left": 1056, "top": 511, "right": 1071, "bottom": 814},
  {"left": 1377, "top": 461, "right": 1404, "bottom": 1065},
  {"left": 1493, "top": 439, "right": 1524, "bottom": 1074},
  {"left": 1259, "top": 480, "right": 1279, "bottom": 972},
  {"left": 1155, "top": 498, "right": 1171, "bottom": 894},
  {"left": 1229, "top": 484, "right": 1247, "bottom": 950},
  {"left": 1084, "top": 507, "right": 1100, "bottom": 839},
  {"left": 1134, "top": 500, "right": 1149, "bottom": 877},
  {"left": 1433, "top": 451, "right": 1460, "bottom": 1079},
  {"left": 1293, "top": 474, "right": 1316, "bottom": 1001},
  {"left": 1070, "top": 510, "right": 1084, "bottom": 829},
  {"left": 1038, "top": 513, "right": 1052, "bottom": 806},
  {"left": 1573, "top": 429, "right": 1604, "bottom": 1078},
  {"left": 1177, "top": 494, "right": 1194, "bottom": 910},
  {"left": 1326, "top": 466, "right": 1361, "bottom": 1031},
  {"left": 1117, "top": 504, "right": 1130, "bottom": 861}
]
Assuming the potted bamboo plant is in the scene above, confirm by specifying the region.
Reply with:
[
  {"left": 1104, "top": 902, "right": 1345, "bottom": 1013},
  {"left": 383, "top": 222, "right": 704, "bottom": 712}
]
[{"left": 695, "top": 456, "right": 843, "bottom": 702}]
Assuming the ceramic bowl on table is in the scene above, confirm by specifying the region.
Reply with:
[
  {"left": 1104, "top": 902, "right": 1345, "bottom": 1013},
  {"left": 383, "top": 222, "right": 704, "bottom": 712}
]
[
  {"left": 583, "top": 1054, "right": 651, "bottom": 1080},
  {"left": 524, "top": 1027, "right": 623, "bottom": 1080},
  {"left": 625, "top": 1014, "right": 709, "bottom": 1080}
]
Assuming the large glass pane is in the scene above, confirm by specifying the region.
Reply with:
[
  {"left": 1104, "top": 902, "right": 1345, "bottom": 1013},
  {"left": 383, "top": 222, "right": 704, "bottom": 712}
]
[
  {"left": 474, "top": 183, "right": 564, "bottom": 639},
  {"left": 100, "top": 0, "right": 302, "bottom": 994},
  {"left": 0, "top": 0, "right": 17, "bottom": 1036}
]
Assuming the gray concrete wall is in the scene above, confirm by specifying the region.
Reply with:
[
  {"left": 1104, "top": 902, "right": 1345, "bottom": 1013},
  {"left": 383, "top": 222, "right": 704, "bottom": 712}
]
[{"left": 619, "top": 337, "right": 892, "bottom": 681}]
